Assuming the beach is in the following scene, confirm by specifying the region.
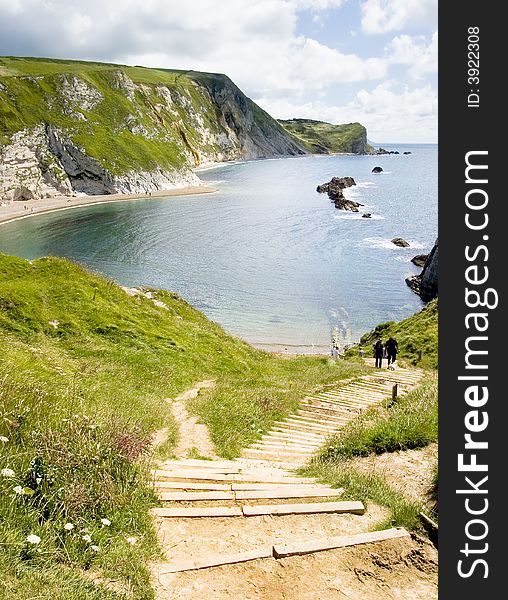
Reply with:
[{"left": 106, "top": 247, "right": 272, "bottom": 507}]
[{"left": 0, "top": 185, "right": 217, "bottom": 226}]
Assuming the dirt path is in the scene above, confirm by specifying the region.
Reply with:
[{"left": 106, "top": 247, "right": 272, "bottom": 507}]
[
  {"left": 149, "top": 372, "right": 438, "bottom": 599},
  {"left": 170, "top": 381, "right": 217, "bottom": 460}
]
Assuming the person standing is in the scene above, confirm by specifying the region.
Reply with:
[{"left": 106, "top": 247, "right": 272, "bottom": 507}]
[
  {"left": 385, "top": 337, "right": 399, "bottom": 366},
  {"left": 373, "top": 339, "right": 384, "bottom": 368}
]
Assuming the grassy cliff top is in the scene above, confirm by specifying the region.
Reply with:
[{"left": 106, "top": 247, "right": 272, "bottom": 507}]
[
  {"left": 0, "top": 56, "right": 300, "bottom": 179},
  {"left": 278, "top": 118, "right": 373, "bottom": 154}
]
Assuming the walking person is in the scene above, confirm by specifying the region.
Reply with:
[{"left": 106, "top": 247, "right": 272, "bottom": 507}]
[
  {"left": 385, "top": 337, "right": 399, "bottom": 367},
  {"left": 373, "top": 339, "right": 384, "bottom": 368}
]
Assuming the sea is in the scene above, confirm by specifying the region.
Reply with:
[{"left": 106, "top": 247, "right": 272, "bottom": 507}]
[{"left": 0, "top": 144, "right": 437, "bottom": 352}]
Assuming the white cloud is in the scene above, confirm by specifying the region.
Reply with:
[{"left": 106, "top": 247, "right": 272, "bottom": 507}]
[
  {"left": 386, "top": 31, "right": 438, "bottom": 79},
  {"left": 361, "top": 0, "right": 437, "bottom": 34},
  {"left": 0, "top": 0, "right": 389, "bottom": 96},
  {"left": 290, "top": 39, "right": 388, "bottom": 86},
  {"left": 256, "top": 82, "right": 437, "bottom": 143},
  {"left": 0, "top": 0, "right": 437, "bottom": 141},
  {"left": 288, "top": 0, "right": 345, "bottom": 10}
]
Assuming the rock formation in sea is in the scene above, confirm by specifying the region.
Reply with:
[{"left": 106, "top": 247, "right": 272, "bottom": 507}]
[
  {"left": 391, "top": 237, "right": 410, "bottom": 248},
  {"left": 406, "top": 239, "right": 438, "bottom": 302},
  {"left": 411, "top": 254, "right": 428, "bottom": 268},
  {"left": 316, "top": 177, "right": 362, "bottom": 211},
  {"left": 0, "top": 59, "right": 307, "bottom": 201}
]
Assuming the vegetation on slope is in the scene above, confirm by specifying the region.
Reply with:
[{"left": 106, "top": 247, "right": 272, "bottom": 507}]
[
  {"left": 0, "top": 253, "right": 366, "bottom": 597},
  {"left": 278, "top": 118, "right": 373, "bottom": 154},
  {"left": 320, "top": 376, "right": 437, "bottom": 460},
  {"left": 352, "top": 299, "right": 438, "bottom": 369},
  {"left": 0, "top": 56, "right": 304, "bottom": 179}
]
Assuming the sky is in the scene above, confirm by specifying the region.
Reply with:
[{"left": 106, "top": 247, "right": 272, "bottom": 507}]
[{"left": 0, "top": 0, "right": 437, "bottom": 143}]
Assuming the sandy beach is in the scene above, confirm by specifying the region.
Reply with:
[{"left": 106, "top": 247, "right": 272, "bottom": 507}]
[{"left": 0, "top": 185, "right": 217, "bottom": 226}]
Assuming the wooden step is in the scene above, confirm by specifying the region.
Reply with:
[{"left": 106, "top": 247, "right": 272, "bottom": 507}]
[
  {"left": 305, "top": 394, "right": 365, "bottom": 406},
  {"left": 265, "top": 429, "right": 326, "bottom": 442},
  {"left": 285, "top": 414, "right": 340, "bottom": 428},
  {"left": 249, "top": 447, "right": 315, "bottom": 457},
  {"left": 151, "top": 506, "right": 243, "bottom": 518},
  {"left": 308, "top": 395, "right": 370, "bottom": 408},
  {"left": 242, "top": 500, "right": 365, "bottom": 517},
  {"left": 153, "top": 468, "right": 311, "bottom": 484},
  {"left": 158, "top": 491, "right": 235, "bottom": 501},
  {"left": 252, "top": 441, "right": 318, "bottom": 452},
  {"left": 281, "top": 418, "right": 338, "bottom": 432},
  {"left": 235, "top": 487, "right": 344, "bottom": 500},
  {"left": 301, "top": 402, "right": 357, "bottom": 416},
  {"left": 152, "top": 469, "right": 235, "bottom": 482},
  {"left": 231, "top": 482, "right": 328, "bottom": 491},
  {"left": 272, "top": 527, "right": 410, "bottom": 558},
  {"left": 324, "top": 390, "right": 382, "bottom": 402},
  {"left": 272, "top": 425, "right": 332, "bottom": 438},
  {"left": 159, "top": 547, "right": 274, "bottom": 574},
  {"left": 296, "top": 410, "right": 348, "bottom": 424},
  {"left": 156, "top": 465, "right": 240, "bottom": 475},
  {"left": 153, "top": 481, "right": 231, "bottom": 491},
  {"left": 241, "top": 451, "right": 310, "bottom": 463},
  {"left": 242, "top": 447, "right": 313, "bottom": 457},
  {"left": 160, "top": 459, "right": 239, "bottom": 470},
  {"left": 259, "top": 434, "right": 320, "bottom": 446}
]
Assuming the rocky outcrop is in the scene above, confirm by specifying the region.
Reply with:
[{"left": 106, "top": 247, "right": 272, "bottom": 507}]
[
  {"left": 199, "top": 75, "right": 306, "bottom": 160},
  {"left": 391, "top": 237, "right": 410, "bottom": 248},
  {"left": 0, "top": 126, "right": 73, "bottom": 201},
  {"left": 406, "top": 239, "right": 438, "bottom": 302},
  {"left": 278, "top": 119, "right": 371, "bottom": 154},
  {"left": 0, "top": 125, "right": 199, "bottom": 200},
  {"left": 316, "top": 177, "right": 362, "bottom": 211},
  {"left": 411, "top": 254, "right": 428, "bottom": 268},
  {"left": 0, "top": 60, "right": 307, "bottom": 201},
  {"left": 371, "top": 148, "right": 400, "bottom": 155},
  {"left": 372, "top": 166, "right": 383, "bottom": 173}
]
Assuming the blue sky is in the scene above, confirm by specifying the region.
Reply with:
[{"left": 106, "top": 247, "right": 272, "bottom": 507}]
[{"left": 0, "top": 0, "right": 437, "bottom": 142}]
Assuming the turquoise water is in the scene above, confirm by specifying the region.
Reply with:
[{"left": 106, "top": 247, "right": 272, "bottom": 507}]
[{"left": 0, "top": 144, "right": 437, "bottom": 350}]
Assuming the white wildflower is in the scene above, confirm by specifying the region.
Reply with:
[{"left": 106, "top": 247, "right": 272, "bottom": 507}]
[
  {"left": 63, "top": 523, "right": 74, "bottom": 531},
  {"left": 13, "top": 485, "right": 24, "bottom": 495},
  {"left": 82, "top": 534, "right": 92, "bottom": 543},
  {"left": 0, "top": 436, "right": 8, "bottom": 443},
  {"left": 125, "top": 536, "right": 138, "bottom": 546},
  {"left": 26, "top": 534, "right": 41, "bottom": 545},
  {"left": 90, "top": 545, "right": 100, "bottom": 552},
  {"left": 1, "top": 468, "right": 15, "bottom": 478},
  {"left": 100, "top": 518, "right": 111, "bottom": 527}
]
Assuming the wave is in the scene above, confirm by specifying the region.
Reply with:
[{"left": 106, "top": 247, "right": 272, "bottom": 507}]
[
  {"left": 334, "top": 213, "right": 384, "bottom": 221},
  {"left": 355, "top": 181, "right": 377, "bottom": 188},
  {"left": 361, "top": 237, "right": 426, "bottom": 250}
]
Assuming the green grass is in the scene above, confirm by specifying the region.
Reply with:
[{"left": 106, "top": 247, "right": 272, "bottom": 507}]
[
  {"left": 302, "top": 463, "right": 423, "bottom": 531},
  {"left": 318, "top": 376, "right": 438, "bottom": 461},
  {"left": 278, "top": 118, "right": 372, "bottom": 154},
  {"left": 0, "top": 253, "right": 366, "bottom": 596},
  {"left": 350, "top": 299, "right": 438, "bottom": 369}
]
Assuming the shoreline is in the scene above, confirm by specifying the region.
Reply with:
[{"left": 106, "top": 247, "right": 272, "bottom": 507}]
[{"left": 0, "top": 185, "right": 217, "bottom": 226}]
